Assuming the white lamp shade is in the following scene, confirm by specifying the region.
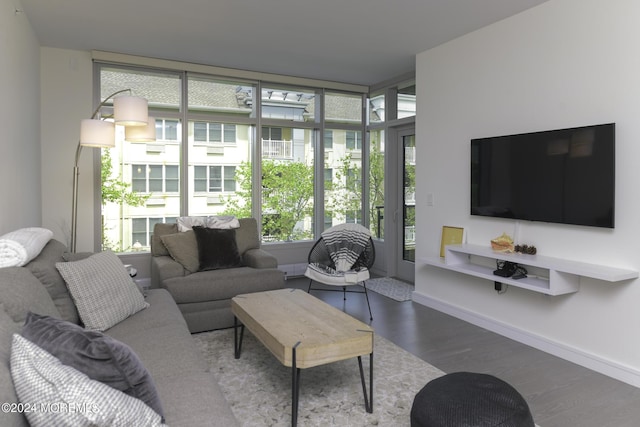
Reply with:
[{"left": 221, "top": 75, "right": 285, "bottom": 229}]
[
  {"left": 125, "top": 117, "right": 156, "bottom": 142},
  {"left": 80, "top": 119, "right": 116, "bottom": 147},
  {"left": 114, "top": 96, "right": 148, "bottom": 126}
]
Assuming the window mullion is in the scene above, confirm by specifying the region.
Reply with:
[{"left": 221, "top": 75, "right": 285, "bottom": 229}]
[{"left": 180, "top": 71, "right": 189, "bottom": 217}]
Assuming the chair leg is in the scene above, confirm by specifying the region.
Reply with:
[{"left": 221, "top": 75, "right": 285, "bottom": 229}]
[
  {"left": 343, "top": 286, "right": 347, "bottom": 301},
  {"left": 362, "top": 282, "right": 373, "bottom": 321},
  {"left": 307, "top": 279, "right": 313, "bottom": 293}
]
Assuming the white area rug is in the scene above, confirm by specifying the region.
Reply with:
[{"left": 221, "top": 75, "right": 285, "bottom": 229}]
[
  {"left": 193, "top": 328, "right": 444, "bottom": 426},
  {"left": 364, "top": 277, "right": 414, "bottom": 302}
]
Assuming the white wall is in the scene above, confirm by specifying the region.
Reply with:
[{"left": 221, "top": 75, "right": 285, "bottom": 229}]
[
  {"left": 0, "top": 1, "right": 41, "bottom": 234},
  {"left": 0, "top": 4, "right": 96, "bottom": 249},
  {"left": 40, "top": 48, "right": 94, "bottom": 251},
  {"left": 415, "top": 0, "right": 640, "bottom": 385}
]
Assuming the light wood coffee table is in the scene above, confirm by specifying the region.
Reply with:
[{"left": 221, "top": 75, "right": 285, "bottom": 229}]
[{"left": 231, "top": 288, "right": 374, "bottom": 426}]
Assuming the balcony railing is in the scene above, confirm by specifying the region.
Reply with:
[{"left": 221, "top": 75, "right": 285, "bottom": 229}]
[{"left": 262, "top": 139, "right": 293, "bottom": 159}]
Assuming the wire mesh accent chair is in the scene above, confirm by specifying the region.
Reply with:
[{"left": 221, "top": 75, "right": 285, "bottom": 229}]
[{"left": 305, "top": 223, "right": 375, "bottom": 320}]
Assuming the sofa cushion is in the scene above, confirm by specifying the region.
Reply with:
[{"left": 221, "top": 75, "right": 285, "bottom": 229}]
[
  {"left": 25, "top": 239, "right": 80, "bottom": 324},
  {"left": 105, "top": 289, "right": 208, "bottom": 375},
  {"left": 151, "top": 223, "right": 178, "bottom": 257},
  {"left": 56, "top": 251, "right": 149, "bottom": 331},
  {"left": 0, "top": 265, "right": 61, "bottom": 427},
  {"left": 153, "top": 370, "right": 239, "bottom": 426},
  {"left": 161, "top": 231, "right": 199, "bottom": 273},
  {"left": 0, "top": 267, "right": 60, "bottom": 326},
  {"left": 236, "top": 218, "right": 261, "bottom": 255},
  {"left": 243, "top": 248, "right": 278, "bottom": 269},
  {"left": 21, "top": 312, "right": 164, "bottom": 419},
  {"left": 153, "top": 218, "right": 259, "bottom": 262},
  {"left": 0, "top": 310, "right": 26, "bottom": 427},
  {"left": 103, "top": 290, "right": 238, "bottom": 426},
  {"left": 163, "top": 267, "right": 285, "bottom": 304},
  {"left": 193, "top": 226, "right": 243, "bottom": 271},
  {"left": 10, "top": 334, "right": 165, "bottom": 427}
]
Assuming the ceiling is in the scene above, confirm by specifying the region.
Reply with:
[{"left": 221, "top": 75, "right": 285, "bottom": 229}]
[{"left": 20, "top": 0, "right": 548, "bottom": 87}]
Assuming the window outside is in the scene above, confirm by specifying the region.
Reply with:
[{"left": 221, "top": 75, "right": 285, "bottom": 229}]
[
  {"left": 187, "top": 120, "right": 253, "bottom": 221},
  {"left": 324, "top": 92, "right": 364, "bottom": 231},
  {"left": 324, "top": 129, "right": 363, "bottom": 231},
  {"left": 368, "top": 93, "right": 385, "bottom": 124},
  {"left": 261, "top": 86, "right": 315, "bottom": 122},
  {"left": 100, "top": 68, "right": 182, "bottom": 252},
  {"left": 99, "top": 67, "right": 375, "bottom": 251},
  {"left": 369, "top": 129, "right": 385, "bottom": 239},
  {"left": 398, "top": 83, "right": 416, "bottom": 119}
]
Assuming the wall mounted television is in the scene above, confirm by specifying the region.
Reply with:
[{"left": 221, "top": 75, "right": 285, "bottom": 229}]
[{"left": 470, "top": 123, "right": 615, "bottom": 229}]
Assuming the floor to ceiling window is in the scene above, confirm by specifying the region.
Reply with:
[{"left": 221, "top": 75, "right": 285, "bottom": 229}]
[
  {"left": 324, "top": 91, "right": 364, "bottom": 232},
  {"left": 100, "top": 67, "right": 182, "bottom": 252},
  {"left": 97, "top": 64, "right": 368, "bottom": 251},
  {"left": 186, "top": 77, "right": 255, "bottom": 230},
  {"left": 259, "top": 86, "right": 317, "bottom": 242},
  {"left": 367, "top": 78, "right": 416, "bottom": 280},
  {"left": 368, "top": 128, "right": 385, "bottom": 239}
]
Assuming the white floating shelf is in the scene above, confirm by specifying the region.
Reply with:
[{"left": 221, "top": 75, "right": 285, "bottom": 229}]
[{"left": 421, "top": 244, "right": 638, "bottom": 296}]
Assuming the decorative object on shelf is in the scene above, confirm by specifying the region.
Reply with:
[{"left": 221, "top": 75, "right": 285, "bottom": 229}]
[
  {"left": 514, "top": 244, "right": 537, "bottom": 255},
  {"left": 71, "top": 89, "right": 154, "bottom": 253},
  {"left": 440, "top": 226, "right": 464, "bottom": 257},
  {"left": 490, "top": 232, "right": 514, "bottom": 253}
]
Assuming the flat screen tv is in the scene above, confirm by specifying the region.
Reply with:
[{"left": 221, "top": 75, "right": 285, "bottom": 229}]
[{"left": 470, "top": 123, "right": 615, "bottom": 228}]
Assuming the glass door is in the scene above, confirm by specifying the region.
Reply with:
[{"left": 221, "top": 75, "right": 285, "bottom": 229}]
[{"left": 396, "top": 129, "right": 415, "bottom": 283}]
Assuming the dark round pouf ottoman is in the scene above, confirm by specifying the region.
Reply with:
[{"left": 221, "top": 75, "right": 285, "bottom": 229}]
[{"left": 410, "top": 372, "right": 534, "bottom": 427}]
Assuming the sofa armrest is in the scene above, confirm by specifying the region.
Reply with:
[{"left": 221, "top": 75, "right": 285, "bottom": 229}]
[
  {"left": 242, "top": 248, "right": 278, "bottom": 269},
  {"left": 151, "top": 255, "right": 186, "bottom": 288}
]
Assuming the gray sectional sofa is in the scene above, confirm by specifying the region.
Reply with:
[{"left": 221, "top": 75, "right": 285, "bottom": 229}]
[
  {"left": 151, "top": 217, "right": 285, "bottom": 332},
  {"left": 0, "top": 239, "right": 239, "bottom": 426}
]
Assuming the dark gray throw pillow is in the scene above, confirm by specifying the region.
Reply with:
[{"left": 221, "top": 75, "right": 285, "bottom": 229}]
[
  {"left": 192, "top": 226, "right": 243, "bottom": 271},
  {"left": 21, "top": 312, "right": 164, "bottom": 420}
]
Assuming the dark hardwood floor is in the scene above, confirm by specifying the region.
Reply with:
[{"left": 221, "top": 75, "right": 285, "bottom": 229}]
[{"left": 287, "top": 276, "right": 640, "bottom": 427}]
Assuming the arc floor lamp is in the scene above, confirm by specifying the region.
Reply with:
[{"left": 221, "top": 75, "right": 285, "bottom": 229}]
[{"left": 70, "top": 89, "right": 155, "bottom": 253}]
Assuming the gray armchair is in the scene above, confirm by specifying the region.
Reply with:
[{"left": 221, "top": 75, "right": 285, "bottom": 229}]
[{"left": 151, "top": 217, "right": 285, "bottom": 332}]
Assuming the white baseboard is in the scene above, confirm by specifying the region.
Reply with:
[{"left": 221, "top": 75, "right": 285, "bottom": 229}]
[
  {"left": 412, "top": 291, "right": 640, "bottom": 388},
  {"left": 278, "top": 263, "right": 308, "bottom": 279}
]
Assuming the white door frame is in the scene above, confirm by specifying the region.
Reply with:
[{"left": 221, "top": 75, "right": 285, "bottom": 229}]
[{"left": 384, "top": 124, "right": 415, "bottom": 283}]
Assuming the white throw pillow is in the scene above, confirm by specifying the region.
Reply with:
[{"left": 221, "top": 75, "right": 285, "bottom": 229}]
[
  {"left": 177, "top": 215, "right": 240, "bottom": 231},
  {"left": 10, "top": 334, "right": 164, "bottom": 427},
  {"left": 56, "top": 251, "right": 148, "bottom": 331},
  {"left": 177, "top": 216, "right": 208, "bottom": 232}
]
